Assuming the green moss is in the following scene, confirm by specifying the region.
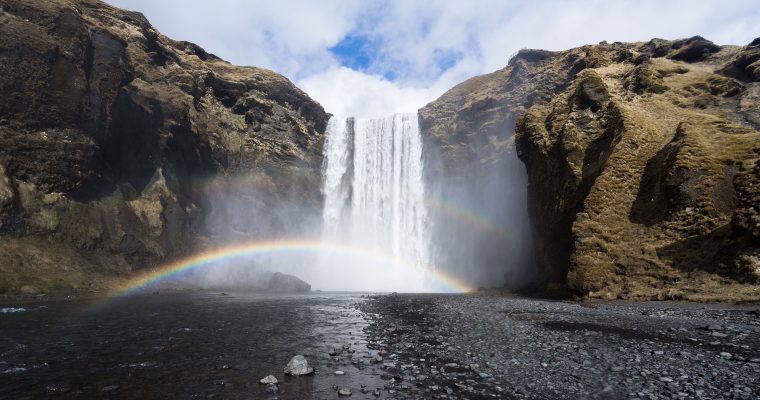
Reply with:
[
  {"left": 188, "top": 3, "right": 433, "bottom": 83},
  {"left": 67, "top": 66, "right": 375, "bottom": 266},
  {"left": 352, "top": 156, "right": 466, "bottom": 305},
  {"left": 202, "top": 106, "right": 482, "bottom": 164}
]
[{"left": 626, "top": 65, "right": 668, "bottom": 94}]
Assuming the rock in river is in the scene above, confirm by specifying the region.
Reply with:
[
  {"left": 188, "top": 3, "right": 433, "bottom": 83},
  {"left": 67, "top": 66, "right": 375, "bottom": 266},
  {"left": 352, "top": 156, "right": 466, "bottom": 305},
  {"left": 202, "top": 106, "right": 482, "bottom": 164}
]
[
  {"left": 284, "top": 355, "right": 314, "bottom": 376},
  {"left": 259, "top": 375, "right": 278, "bottom": 385}
]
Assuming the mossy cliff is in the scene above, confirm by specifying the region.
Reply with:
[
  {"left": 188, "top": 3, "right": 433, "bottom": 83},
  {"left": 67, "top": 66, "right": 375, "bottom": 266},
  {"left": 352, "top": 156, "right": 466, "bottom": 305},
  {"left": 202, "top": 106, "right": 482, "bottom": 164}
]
[
  {"left": 0, "top": 0, "right": 328, "bottom": 293},
  {"left": 421, "top": 37, "right": 760, "bottom": 301}
]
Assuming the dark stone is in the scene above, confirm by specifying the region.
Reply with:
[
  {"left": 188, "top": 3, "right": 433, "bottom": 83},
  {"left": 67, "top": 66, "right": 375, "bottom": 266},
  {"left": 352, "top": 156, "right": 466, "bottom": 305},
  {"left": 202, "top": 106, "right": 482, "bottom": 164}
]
[
  {"left": 266, "top": 272, "right": 311, "bottom": 293},
  {"left": 668, "top": 36, "right": 721, "bottom": 62}
]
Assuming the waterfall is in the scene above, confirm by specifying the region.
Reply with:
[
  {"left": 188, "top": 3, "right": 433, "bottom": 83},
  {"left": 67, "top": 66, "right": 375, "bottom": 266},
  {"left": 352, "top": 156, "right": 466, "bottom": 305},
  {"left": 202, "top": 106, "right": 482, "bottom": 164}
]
[{"left": 320, "top": 113, "right": 431, "bottom": 291}]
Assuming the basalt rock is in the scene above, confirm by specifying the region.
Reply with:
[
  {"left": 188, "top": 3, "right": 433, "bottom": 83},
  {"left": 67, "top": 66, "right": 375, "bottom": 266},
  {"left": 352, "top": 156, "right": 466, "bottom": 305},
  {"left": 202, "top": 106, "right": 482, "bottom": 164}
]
[
  {"left": 266, "top": 272, "right": 311, "bottom": 293},
  {"left": 421, "top": 38, "right": 760, "bottom": 300},
  {"left": 0, "top": 0, "right": 328, "bottom": 293}
]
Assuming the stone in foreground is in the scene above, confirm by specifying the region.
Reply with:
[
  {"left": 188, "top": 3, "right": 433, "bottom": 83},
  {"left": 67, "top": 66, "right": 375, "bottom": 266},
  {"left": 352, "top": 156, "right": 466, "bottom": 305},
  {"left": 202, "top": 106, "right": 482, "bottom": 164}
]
[{"left": 283, "top": 355, "right": 314, "bottom": 376}]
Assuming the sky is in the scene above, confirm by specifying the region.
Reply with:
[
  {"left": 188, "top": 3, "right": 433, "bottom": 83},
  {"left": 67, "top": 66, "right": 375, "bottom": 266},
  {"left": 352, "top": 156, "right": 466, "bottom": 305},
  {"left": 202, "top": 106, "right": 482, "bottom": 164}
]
[{"left": 106, "top": 0, "right": 760, "bottom": 118}]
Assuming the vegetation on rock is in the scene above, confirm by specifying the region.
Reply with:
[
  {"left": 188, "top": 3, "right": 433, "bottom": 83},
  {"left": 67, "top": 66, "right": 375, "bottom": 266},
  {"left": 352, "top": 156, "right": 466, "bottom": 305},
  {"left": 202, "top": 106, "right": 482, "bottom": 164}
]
[
  {"left": 422, "top": 37, "right": 760, "bottom": 301},
  {"left": 0, "top": 0, "right": 328, "bottom": 293}
]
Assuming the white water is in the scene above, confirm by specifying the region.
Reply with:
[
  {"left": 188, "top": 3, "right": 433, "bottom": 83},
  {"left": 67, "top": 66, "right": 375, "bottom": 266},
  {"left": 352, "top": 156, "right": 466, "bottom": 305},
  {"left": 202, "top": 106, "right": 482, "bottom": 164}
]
[{"left": 318, "top": 113, "right": 434, "bottom": 292}]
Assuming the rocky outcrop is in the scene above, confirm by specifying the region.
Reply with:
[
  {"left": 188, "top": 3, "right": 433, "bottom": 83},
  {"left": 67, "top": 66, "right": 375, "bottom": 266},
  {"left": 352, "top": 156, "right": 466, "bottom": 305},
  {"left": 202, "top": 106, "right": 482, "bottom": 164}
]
[
  {"left": 0, "top": 0, "right": 328, "bottom": 293},
  {"left": 421, "top": 37, "right": 760, "bottom": 300},
  {"left": 266, "top": 272, "right": 311, "bottom": 293}
]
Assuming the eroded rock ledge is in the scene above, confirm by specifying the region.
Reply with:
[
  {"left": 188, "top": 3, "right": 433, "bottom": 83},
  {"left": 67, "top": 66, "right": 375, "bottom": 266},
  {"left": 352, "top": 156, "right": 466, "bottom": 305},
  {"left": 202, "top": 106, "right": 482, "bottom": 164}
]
[
  {"left": 421, "top": 36, "right": 760, "bottom": 300},
  {"left": 0, "top": 0, "right": 328, "bottom": 293}
]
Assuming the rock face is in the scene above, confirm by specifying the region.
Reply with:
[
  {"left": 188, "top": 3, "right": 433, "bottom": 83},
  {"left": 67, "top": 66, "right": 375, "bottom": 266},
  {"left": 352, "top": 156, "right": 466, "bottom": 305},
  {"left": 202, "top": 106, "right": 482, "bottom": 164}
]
[
  {"left": 0, "top": 0, "right": 328, "bottom": 293},
  {"left": 420, "top": 43, "right": 600, "bottom": 288},
  {"left": 421, "top": 37, "right": 760, "bottom": 300}
]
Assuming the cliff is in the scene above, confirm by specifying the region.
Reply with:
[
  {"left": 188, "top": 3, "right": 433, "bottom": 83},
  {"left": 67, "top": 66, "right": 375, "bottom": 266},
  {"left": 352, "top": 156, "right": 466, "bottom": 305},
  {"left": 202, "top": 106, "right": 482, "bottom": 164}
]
[
  {"left": 0, "top": 0, "right": 328, "bottom": 293},
  {"left": 421, "top": 37, "right": 760, "bottom": 301}
]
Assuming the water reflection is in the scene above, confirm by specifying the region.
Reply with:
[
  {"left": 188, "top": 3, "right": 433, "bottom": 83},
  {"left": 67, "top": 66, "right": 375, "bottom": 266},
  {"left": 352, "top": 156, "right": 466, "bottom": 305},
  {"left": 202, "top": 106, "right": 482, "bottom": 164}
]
[{"left": 0, "top": 292, "right": 385, "bottom": 399}]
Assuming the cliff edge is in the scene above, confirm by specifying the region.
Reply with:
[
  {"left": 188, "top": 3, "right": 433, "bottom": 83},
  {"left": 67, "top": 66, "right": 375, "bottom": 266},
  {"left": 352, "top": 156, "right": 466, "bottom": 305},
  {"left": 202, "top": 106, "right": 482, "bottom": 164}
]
[{"left": 0, "top": 0, "right": 328, "bottom": 293}]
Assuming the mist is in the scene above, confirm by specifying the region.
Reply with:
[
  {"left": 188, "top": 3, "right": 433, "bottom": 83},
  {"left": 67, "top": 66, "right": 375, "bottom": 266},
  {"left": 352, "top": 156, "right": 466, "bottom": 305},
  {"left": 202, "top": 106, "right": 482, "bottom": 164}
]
[
  {"left": 176, "top": 169, "right": 324, "bottom": 291},
  {"left": 168, "top": 110, "right": 532, "bottom": 293},
  {"left": 424, "top": 134, "right": 534, "bottom": 291}
]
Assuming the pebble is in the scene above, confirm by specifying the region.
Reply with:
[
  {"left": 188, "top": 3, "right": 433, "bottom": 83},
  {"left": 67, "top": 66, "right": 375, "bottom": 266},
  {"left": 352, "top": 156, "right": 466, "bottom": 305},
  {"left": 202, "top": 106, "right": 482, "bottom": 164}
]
[
  {"left": 334, "top": 370, "right": 345, "bottom": 375},
  {"left": 719, "top": 352, "right": 732, "bottom": 359},
  {"left": 337, "top": 388, "right": 352, "bottom": 396},
  {"left": 259, "top": 375, "right": 278, "bottom": 385}
]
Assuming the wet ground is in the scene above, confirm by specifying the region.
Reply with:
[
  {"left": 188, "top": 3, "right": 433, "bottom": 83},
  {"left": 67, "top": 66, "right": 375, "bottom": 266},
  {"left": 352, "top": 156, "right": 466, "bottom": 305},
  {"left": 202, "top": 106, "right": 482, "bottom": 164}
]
[
  {"left": 1, "top": 292, "right": 759, "bottom": 399},
  {"left": 1, "top": 292, "right": 382, "bottom": 399}
]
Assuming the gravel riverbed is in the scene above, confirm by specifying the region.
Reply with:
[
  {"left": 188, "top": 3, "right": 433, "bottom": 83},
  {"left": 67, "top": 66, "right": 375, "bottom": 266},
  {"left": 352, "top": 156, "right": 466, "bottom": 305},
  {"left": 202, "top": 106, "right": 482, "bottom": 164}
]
[
  {"left": 2, "top": 292, "right": 758, "bottom": 399},
  {"left": 358, "top": 294, "right": 759, "bottom": 400}
]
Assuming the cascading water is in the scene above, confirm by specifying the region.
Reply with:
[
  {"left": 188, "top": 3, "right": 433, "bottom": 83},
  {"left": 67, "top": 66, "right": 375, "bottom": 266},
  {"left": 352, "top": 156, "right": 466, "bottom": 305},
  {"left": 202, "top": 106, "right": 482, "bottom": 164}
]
[{"left": 319, "top": 113, "right": 433, "bottom": 292}]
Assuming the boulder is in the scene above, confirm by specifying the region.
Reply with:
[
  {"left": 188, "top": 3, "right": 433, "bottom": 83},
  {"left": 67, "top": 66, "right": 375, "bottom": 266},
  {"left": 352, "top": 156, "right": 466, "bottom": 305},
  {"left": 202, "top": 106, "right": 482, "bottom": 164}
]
[
  {"left": 266, "top": 272, "right": 311, "bottom": 293},
  {"left": 283, "top": 355, "right": 314, "bottom": 376}
]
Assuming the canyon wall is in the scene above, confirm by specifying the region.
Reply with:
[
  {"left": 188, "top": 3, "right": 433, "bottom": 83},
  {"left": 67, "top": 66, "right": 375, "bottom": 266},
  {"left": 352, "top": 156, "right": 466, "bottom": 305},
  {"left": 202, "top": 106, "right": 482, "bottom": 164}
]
[
  {"left": 0, "top": 0, "right": 328, "bottom": 293},
  {"left": 421, "top": 37, "right": 760, "bottom": 300}
]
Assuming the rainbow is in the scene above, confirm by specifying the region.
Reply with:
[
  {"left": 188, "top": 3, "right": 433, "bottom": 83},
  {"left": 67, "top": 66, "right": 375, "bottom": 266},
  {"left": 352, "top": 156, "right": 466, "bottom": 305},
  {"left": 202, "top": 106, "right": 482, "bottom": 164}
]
[
  {"left": 99, "top": 239, "right": 474, "bottom": 303},
  {"left": 426, "top": 199, "right": 516, "bottom": 244}
]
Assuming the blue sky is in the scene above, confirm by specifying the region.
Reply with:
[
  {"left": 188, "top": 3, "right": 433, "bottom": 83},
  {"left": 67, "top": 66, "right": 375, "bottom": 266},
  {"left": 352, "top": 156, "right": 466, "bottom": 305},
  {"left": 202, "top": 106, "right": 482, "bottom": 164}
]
[
  {"left": 331, "top": 35, "right": 374, "bottom": 71},
  {"left": 106, "top": 0, "right": 760, "bottom": 117}
]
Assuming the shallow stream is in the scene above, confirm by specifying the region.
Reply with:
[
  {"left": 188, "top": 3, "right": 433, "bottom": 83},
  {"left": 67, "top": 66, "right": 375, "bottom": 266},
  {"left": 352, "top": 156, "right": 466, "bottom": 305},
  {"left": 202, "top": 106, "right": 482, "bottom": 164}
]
[{"left": 1, "top": 292, "right": 382, "bottom": 399}]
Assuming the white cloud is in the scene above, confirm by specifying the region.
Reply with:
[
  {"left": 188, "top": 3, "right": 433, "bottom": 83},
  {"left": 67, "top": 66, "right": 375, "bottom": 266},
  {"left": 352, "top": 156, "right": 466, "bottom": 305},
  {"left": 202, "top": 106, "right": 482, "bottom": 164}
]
[
  {"left": 106, "top": 0, "right": 760, "bottom": 118},
  {"left": 106, "top": 0, "right": 366, "bottom": 79},
  {"left": 299, "top": 67, "right": 436, "bottom": 118}
]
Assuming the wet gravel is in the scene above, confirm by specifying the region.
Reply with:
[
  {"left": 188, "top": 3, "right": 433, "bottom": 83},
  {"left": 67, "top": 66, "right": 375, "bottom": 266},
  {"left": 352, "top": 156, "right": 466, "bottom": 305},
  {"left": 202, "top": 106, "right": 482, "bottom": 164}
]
[
  {"left": 2, "top": 292, "right": 758, "bottom": 399},
  {"left": 359, "top": 294, "right": 760, "bottom": 400}
]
